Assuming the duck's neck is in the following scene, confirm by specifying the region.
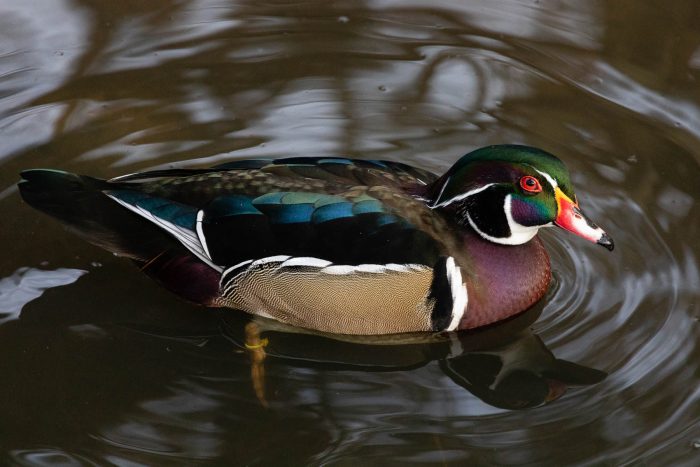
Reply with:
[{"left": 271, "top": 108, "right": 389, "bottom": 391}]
[{"left": 458, "top": 229, "right": 551, "bottom": 329}]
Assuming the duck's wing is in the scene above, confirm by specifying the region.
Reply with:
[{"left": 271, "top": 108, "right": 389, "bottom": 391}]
[{"left": 105, "top": 188, "right": 444, "bottom": 267}]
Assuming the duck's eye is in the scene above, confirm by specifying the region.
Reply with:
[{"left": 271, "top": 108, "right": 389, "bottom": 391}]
[{"left": 519, "top": 176, "right": 542, "bottom": 193}]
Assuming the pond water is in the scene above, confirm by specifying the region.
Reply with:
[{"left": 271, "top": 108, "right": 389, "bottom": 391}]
[{"left": 1, "top": 0, "right": 699, "bottom": 465}]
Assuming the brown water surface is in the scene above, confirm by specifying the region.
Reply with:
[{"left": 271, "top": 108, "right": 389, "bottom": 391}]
[{"left": 1, "top": 1, "right": 699, "bottom": 465}]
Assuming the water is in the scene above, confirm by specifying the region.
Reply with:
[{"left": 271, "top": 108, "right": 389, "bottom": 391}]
[{"left": 1, "top": 1, "right": 699, "bottom": 465}]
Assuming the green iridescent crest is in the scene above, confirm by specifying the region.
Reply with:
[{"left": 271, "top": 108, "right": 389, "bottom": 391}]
[{"left": 435, "top": 145, "right": 575, "bottom": 205}]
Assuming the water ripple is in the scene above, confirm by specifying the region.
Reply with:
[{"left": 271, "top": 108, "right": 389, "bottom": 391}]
[{"left": 0, "top": 0, "right": 699, "bottom": 465}]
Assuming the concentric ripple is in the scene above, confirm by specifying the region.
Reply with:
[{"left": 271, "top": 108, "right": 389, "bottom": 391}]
[{"left": 0, "top": 0, "right": 699, "bottom": 465}]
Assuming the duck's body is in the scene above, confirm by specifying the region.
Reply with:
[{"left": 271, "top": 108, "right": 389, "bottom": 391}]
[{"left": 18, "top": 145, "right": 612, "bottom": 335}]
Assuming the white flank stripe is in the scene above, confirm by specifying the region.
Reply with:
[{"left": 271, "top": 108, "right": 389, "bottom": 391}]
[
  {"left": 320, "top": 262, "right": 429, "bottom": 275},
  {"left": 444, "top": 257, "right": 467, "bottom": 331},
  {"left": 107, "top": 195, "right": 222, "bottom": 272},
  {"left": 251, "top": 255, "right": 291, "bottom": 267},
  {"left": 385, "top": 263, "right": 427, "bottom": 273},
  {"left": 220, "top": 253, "right": 432, "bottom": 291},
  {"left": 321, "top": 265, "right": 357, "bottom": 275},
  {"left": 221, "top": 259, "right": 253, "bottom": 283},
  {"left": 384, "top": 263, "right": 408, "bottom": 272},
  {"left": 355, "top": 264, "right": 388, "bottom": 273},
  {"left": 281, "top": 257, "right": 332, "bottom": 268}
]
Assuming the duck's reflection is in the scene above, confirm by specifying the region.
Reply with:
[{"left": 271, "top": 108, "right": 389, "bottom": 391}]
[
  {"left": 222, "top": 306, "right": 606, "bottom": 410},
  {"left": 0, "top": 267, "right": 607, "bottom": 464},
  {"left": 11, "top": 264, "right": 606, "bottom": 415},
  {"left": 439, "top": 333, "right": 606, "bottom": 409}
]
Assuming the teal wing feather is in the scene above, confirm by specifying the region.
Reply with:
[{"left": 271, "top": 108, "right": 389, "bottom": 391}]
[
  {"left": 106, "top": 188, "right": 445, "bottom": 269},
  {"left": 204, "top": 190, "right": 443, "bottom": 267}
]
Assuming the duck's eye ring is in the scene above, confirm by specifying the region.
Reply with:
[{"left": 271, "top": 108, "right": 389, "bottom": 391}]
[{"left": 520, "top": 176, "right": 542, "bottom": 193}]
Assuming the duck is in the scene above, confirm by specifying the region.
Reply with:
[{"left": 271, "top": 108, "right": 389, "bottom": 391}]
[{"left": 18, "top": 145, "right": 613, "bottom": 335}]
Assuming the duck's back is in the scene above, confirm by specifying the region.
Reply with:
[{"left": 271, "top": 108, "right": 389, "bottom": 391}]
[{"left": 128, "top": 157, "right": 437, "bottom": 204}]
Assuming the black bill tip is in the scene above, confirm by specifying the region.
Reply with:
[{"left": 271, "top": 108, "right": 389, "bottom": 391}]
[{"left": 597, "top": 232, "right": 614, "bottom": 251}]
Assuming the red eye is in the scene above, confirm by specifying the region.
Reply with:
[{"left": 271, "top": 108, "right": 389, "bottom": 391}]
[{"left": 519, "top": 176, "right": 542, "bottom": 193}]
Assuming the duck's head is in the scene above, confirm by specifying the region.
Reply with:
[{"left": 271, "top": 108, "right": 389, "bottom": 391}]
[{"left": 428, "top": 145, "right": 613, "bottom": 250}]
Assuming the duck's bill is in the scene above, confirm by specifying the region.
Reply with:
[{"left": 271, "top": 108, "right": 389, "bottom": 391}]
[{"left": 554, "top": 188, "right": 614, "bottom": 251}]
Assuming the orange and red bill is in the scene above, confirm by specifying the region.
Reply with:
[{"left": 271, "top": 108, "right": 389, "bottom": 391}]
[{"left": 554, "top": 187, "right": 614, "bottom": 251}]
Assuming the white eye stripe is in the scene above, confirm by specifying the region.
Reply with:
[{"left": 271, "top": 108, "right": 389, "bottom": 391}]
[{"left": 534, "top": 169, "right": 558, "bottom": 189}]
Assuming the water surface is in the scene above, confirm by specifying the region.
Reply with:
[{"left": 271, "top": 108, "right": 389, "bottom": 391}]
[{"left": 1, "top": 1, "right": 699, "bottom": 465}]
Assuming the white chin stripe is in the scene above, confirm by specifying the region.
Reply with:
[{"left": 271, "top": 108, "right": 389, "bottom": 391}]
[
  {"left": 467, "top": 195, "right": 541, "bottom": 246},
  {"left": 433, "top": 185, "right": 541, "bottom": 246},
  {"left": 503, "top": 195, "right": 542, "bottom": 244}
]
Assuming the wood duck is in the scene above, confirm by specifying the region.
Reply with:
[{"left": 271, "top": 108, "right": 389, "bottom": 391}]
[{"left": 18, "top": 145, "right": 613, "bottom": 335}]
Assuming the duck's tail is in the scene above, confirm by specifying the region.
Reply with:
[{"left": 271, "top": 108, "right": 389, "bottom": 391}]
[
  {"left": 18, "top": 169, "right": 222, "bottom": 305},
  {"left": 18, "top": 169, "right": 175, "bottom": 261}
]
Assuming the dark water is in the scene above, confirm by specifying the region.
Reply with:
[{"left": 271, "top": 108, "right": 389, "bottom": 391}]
[{"left": 1, "top": 0, "right": 699, "bottom": 465}]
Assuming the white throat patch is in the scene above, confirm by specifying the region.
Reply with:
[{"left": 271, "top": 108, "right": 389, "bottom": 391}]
[
  {"left": 502, "top": 194, "right": 545, "bottom": 244},
  {"left": 430, "top": 169, "right": 559, "bottom": 246},
  {"left": 465, "top": 194, "right": 543, "bottom": 246}
]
